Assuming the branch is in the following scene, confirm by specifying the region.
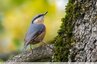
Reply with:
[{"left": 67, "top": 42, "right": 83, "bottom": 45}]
[
  {"left": 0, "top": 51, "right": 20, "bottom": 61},
  {"left": 7, "top": 45, "right": 53, "bottom": 62}
]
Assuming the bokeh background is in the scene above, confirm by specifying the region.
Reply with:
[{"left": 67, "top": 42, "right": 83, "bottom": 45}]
[{"left": 0, "top": 0, "right": 68, "bottom": 54}]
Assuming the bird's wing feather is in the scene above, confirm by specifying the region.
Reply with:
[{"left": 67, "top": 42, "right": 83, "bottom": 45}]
[{"left": 24, "top": 24, "right": 45, "bottom": 46}]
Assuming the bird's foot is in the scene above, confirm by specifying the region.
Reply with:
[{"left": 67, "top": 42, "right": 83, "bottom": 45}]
[{"left": 30, "top": 45, "right": 33, "bottom": 53}]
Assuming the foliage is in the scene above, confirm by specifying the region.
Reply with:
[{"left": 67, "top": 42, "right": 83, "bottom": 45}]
[
  {"left": 53, "top": 0, "right": 81, "bottom": 61},
  {"left": 0, "top": 16, "right": 4, "bottom": 33}
]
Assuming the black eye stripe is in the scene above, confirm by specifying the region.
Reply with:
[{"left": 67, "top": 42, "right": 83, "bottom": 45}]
[{"left": 32, "top": 14, "right": 44, "bottom": 23}]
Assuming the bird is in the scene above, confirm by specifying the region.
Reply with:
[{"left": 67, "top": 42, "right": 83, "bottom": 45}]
[{"left": 24, "top": 11, "right": 48, "bottom": 51}]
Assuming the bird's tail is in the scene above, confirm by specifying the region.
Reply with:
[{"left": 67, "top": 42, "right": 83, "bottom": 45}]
[{"left": 22, "top": 43, "right": 28, "bottom": 53}]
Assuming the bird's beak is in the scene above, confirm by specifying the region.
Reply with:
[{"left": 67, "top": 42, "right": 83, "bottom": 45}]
[{"left": 44, "top": 11, "right": 48, "bottom": 16}]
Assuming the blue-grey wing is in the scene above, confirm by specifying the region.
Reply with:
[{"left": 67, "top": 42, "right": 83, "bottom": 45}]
[{"left": 24, "top": 24, "right": 45, "bottom": 46}]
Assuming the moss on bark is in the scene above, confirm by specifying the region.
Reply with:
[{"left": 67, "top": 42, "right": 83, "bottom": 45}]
[{"left": 53, "top": 0, "right": 81, "bottom": 61}]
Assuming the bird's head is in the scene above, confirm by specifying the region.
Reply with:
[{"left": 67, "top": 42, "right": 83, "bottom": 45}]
[{"left": 32, "top": 11, "right": 48, "bottom": 24}]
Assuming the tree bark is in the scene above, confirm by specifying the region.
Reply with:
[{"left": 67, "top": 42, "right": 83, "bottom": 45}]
[
  {"left": 7, "top": 45, "right": 53, "bottom": 62},
  {"left": 53, "top": 0, "right": 97, "bottom": 62},
  {"left": 69, "top": 0, "right": 97, "bottom": 61}
]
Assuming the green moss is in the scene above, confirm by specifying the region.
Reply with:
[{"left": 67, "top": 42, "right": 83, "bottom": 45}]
[{"left": 53, "top": 0, "right": 81, "bottom": 61}]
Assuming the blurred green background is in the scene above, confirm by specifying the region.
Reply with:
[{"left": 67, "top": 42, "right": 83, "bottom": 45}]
[{"left": 0, "top": 0, "right": 68, "bottom": 53}]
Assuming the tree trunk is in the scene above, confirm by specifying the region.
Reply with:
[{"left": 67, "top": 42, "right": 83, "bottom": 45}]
[
  {"left": 69, "top": 0, "right": 97, "bottom": 61},
  {"left": 53, "top": 0, "right": 97, "bottom": 62}
]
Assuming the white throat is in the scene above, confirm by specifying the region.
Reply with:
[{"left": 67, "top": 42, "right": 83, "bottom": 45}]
[{"left": 33, "top": 17, "right": 44, "bottom": 24}]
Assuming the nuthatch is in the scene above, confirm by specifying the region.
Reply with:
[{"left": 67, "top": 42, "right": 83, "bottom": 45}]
[{"left": 24, "top": 12, "right": 48, "bottom": 50}]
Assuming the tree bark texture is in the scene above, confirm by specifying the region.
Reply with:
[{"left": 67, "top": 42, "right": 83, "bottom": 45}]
[
  {"left": 69, "top": 0, "right": 97, "bottom": 61},
  {"left": 7, "top": 45, "right": 53, "bottom": 62}
]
